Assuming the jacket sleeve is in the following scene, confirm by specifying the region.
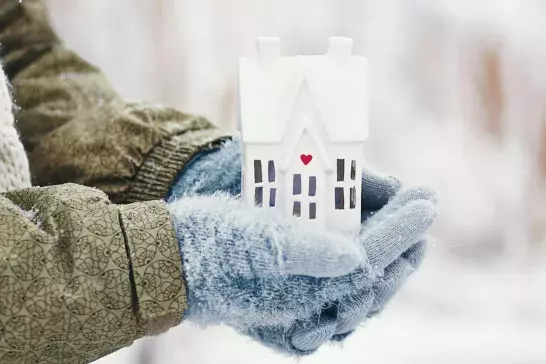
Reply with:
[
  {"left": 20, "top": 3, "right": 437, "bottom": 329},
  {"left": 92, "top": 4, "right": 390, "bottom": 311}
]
[
  {"left": 0, "top": 0, "right": 230, "bottom": 204},
  {"left": 0, "top": 183, "right": 187, "bottom": 364}
]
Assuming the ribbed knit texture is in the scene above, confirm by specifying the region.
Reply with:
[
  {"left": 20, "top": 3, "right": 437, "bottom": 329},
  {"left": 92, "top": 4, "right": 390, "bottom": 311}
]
[
  {"left": 168, "top": 138, "right": 439, "bottom": 355},
  {"left": 0, "top": 62, "right": 30, "bottom": 192},
  {"left": 166, "top": 137, "right": 242, "bottom": 200},
  {"left": 123, "top": 129, "right": 229, "bottom": 203}
]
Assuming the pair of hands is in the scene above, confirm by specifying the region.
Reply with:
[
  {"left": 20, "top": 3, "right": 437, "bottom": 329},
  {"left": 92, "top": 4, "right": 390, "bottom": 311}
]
[{"left": 166, "top": 139, "right": 437, "bottom": 354}]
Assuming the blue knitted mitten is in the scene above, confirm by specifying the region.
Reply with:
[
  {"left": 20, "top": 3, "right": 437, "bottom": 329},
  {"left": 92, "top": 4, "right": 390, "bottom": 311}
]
[
  {"left": 269, "top": 184, "right": 437, "bottom": 353},
  {"left": 168, "top": 192, "right": 373, "bottom": 329}
]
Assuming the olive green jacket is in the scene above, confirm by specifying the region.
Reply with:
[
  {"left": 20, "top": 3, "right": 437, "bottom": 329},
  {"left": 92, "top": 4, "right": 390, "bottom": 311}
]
[
  {"left": 0, "top": 0, "right": 229, "bottom": 362},
  {"left": 0, "top": 0, "right": 226, "bottom": 203},
  {"left": 0, "top": 184, "right": 187, "bottom": 363}
]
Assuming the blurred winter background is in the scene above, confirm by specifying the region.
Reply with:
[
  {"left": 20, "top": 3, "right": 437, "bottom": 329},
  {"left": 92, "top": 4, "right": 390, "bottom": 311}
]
[{"left": 44, "top": 0, "right": 546, "bottom": 363}]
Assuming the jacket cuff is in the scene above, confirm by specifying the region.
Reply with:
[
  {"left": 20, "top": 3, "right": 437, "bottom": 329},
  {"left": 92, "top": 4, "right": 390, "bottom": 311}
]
[
  {"left": 123, "top": 129, "right": 231, "bottom": 203},
  {"left": 118, "top": 200, "right": 188, "bottom": 336}
]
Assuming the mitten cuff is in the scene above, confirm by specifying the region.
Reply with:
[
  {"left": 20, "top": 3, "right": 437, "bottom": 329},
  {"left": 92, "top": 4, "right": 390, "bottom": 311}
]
[
  {"left": 123, "top": 129, "right": 230, "bottom": 203},
  {"left": 166, "top": 137, "right": 242, "bottom": 199}
]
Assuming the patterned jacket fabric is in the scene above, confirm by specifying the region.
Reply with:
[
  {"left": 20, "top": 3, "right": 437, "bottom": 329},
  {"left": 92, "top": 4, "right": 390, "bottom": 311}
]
[
  {"left": 0, "top": 0, "right": 229, "bottom": 204},
  {"left": 0, "top": 183, "right": 186, "bottom": 363}
]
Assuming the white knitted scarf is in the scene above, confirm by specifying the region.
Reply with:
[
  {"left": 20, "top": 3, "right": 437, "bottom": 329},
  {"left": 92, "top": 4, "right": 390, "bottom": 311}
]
[{"left": 0, "top": 63, "right": 31, "bottom": 192}]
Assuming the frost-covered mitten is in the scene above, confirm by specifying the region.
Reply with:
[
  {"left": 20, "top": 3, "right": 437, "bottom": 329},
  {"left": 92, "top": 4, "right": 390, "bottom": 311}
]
[
  {"left": 0, "top": 61, "right": 31, "bottom": 192},
  {"left": 253, "top": 179, "right": 438, "bottom": 354},
  {"left": 168, "top": 194, "right": 367, "bottom": 329}
]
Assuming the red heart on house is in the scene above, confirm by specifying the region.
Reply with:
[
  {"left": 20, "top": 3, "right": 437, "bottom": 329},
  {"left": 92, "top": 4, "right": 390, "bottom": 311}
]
[{"left": 300, "top": 154, "right": 313, "bottom": 165}]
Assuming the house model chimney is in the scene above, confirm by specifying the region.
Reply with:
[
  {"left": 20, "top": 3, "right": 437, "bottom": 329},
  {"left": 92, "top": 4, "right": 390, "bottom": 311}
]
[
  {"left": 238, "top": 37, "right": 369, "bottom": 234},
  {"left": 256, "top": 37, "right": 281, "bottom": 64},
  {"left": 327, "top": 37, "right": 353, "bottom": 58}
]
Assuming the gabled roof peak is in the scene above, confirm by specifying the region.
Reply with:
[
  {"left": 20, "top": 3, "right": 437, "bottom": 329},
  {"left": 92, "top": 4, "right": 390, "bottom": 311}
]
[
  {"left": 239, "top": 37, "right": 369, "bottom": 143},
  {"left": 280, "top": 115, "right": 333, "bottom": 172}
]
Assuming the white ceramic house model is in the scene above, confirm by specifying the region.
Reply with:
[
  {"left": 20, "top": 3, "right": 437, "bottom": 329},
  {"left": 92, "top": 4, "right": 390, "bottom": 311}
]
[{"left": 238, "top": 37, "right": 369, "bottom": 233}]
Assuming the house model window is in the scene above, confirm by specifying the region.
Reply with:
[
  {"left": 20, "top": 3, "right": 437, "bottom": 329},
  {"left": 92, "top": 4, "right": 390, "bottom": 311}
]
[
  {"left": 335, "top": 159, "right": 357, "bottom": 210},
  {"left": 238, "top": 37, "right": 369, "bottom": 234},
  {"left": 253, "top": 160, "right": 277, "bottom": 207}
]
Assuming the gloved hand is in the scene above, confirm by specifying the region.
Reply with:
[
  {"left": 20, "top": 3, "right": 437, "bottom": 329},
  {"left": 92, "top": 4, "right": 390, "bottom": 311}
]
[
  {"left": 167, "top": 138, "right": 438, "bottom": 354},
  {"left": 168, "top": 193, "right": 366, "bottom": 329},
  {"left": 167, "top": 188, "right": 434, "bottom": 332},
  {"left": 250, "top": 181, "right": 437, "bottom": 354}
]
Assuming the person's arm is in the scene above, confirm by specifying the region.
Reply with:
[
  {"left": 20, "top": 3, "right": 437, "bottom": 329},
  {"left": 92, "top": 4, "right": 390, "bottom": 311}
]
[
  {"left": 0, "top": 183, "right": 186, "bottom": 363},
  {"left": 0, "top": 0, "right": 229, "bottom": 203}
]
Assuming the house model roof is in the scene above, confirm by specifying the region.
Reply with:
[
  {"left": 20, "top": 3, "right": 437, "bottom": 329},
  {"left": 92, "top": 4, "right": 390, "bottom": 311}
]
[{"left": 238, "top": 37, "right": 369, "bottom": 143}]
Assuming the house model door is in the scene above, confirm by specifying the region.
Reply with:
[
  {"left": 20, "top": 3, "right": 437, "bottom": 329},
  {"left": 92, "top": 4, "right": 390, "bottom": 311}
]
[
  {"left": 284, "top": 126, "right": 327, "bottom": 226},
  {"left": 287, "top": 167, "right": 325, "bottom": 224}
]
